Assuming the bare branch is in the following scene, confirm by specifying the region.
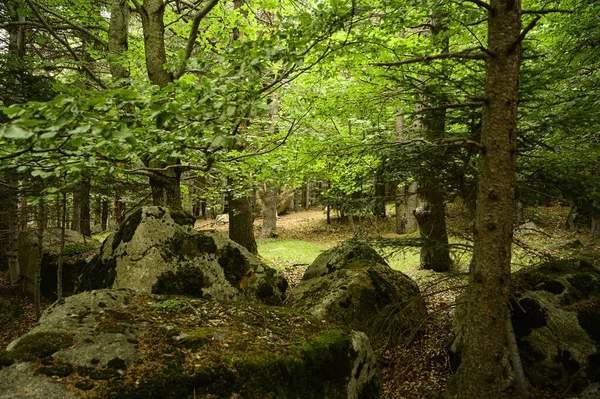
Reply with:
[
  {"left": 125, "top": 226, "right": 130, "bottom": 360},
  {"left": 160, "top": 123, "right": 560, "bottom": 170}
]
[
  {"left": 24, "top": 0, "right": 108, "bottom": 89},
  {"left": 373, "top": 50, "right": 485, "bottom": 67},
  {"left": 29, "top": 0, "right": 108, "bottom": 49},
  {"left": 417, "top": 102, "right": 484, "bottom": 112},
  {"left": 174, "top": 0, "right": 220, "bottom": 79},
  {"left": 522, "top": 9, "right": 572, "bottom": 15},
  {"left": 512, "top": 16, "right": 541, "bottom": 51},
  {"left": 441, "top": 137, "right": 484, "bottom": 150}
]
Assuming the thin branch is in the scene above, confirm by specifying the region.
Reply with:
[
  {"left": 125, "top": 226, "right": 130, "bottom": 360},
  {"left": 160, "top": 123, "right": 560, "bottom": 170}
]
[
  {"left": 522, "top": 9, "right": 572, "bottom": 14},
  {"left": 373, "top": 50, "right": 485, "bottom": 67},
  {"left": 416, "top": 101, "right": 484, "bottom": 112},
  {"left": 512, "top": 16, "right": 541, "bottom": 51},
  {"left": 464, "top": 0, "right": 492, "bottom": 11},
  {"left": 24, "top": 0, "right": 108, "bottom": 89},
  {"left": 29, "top": 0, "right": 107, "bottom": 49},
  {"left": 174, "top": 0, "right": 220, "bottom": 79},
  {"left": 441, "top": 137, "right": 484, "bottom": 150}
]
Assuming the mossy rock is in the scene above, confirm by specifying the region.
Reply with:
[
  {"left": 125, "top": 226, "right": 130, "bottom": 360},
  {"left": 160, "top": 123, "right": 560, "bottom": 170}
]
[
  {"left": 505, "top": 258, "right": 600, "bottom": 392},
  {"left": 10, "top": 332, "right": 74, "bottom": 361},
  {"left": 152, "top": 265, "right": 209, "bottom": 297},
  {"left": 0, "top": 290, "right": 380, "bottom": 398}
]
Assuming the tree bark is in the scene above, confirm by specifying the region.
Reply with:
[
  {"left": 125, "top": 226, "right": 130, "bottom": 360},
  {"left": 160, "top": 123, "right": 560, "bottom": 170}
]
[
  {"left": 396, "top": 181, "right": 418, "bottom": 234},
  {"left": 71, "top": 186, "right": 81, "bottom": 232},
  {"left": 80, "top": 176, "right": 91, "bottom": 236},
  {"left": 374, "top": 171, "right": 386, "bottom": 218},
  {"left": 449, "top": 0, "right": 521, "bottom": 396},
  {"left": 228, "top": 194, "right": 258, "bottom": 254},
  {"left": 101, "top": 198, "right": 109, "bottom": 231},
  {"left": 259, "top": 184, "right": 278, "bottom": 238},
  {"left": 34, "top": 197, "right": 45, "bottom": 320},
  {"left": 108, "top": 0, "right": 130, "bottom": 81},
  {"left": 414, "top": 185, "right": 452, "bottom": 272},
  {"left": 57, "top": 190, "right": 67, "bottom": 300}
]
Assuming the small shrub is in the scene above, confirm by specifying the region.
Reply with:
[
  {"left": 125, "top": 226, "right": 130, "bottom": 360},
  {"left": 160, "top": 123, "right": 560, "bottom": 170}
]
[{"left": 150, "top": 299, "right": 186, "bottom": 313}]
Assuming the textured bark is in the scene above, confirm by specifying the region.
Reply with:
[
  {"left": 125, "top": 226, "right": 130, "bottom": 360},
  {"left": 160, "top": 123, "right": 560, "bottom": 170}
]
[
  {"left": 34, "top": 198, "right": 45, "bottom": 320},
  {"left": 80, "top": 176, "right": 91, "bottom": 236},
  {"left": 140, "top": 0, "right": 172, "bottom": 87},
  {"left": 228, "top": 194, "right": 258, "bottom": 255},
  {"left": 57, "top": 191, "right": 67, "bottom": 300},
  {"left": 449, "top": 1, "right": 521, "bottom": 397},
  {"left": 113, "top": 191, "right": 124, "bottom": 227},
  {"left": 71, "top": 186, "right": 81, "bottom": 233},
  {"left": 395, "top": 182, "right": 418, "bottom": 234},
  {"left": 139, "top": 0, "right": 182, "bottom": 206},
  {"left": 414, "top": 184, "right": 452, "bottom": 272},
  {"left": 101, "top": 198, "right": 109, "bottom": 231},
  {"left": 260, "top": 184, "right": 278, "bottom": 238},
  {"left": 373, "top": 173, "right": 386, "bottom": 218},
  {"left": 108, "top": 0, "right": 130, "bottom": 81}
]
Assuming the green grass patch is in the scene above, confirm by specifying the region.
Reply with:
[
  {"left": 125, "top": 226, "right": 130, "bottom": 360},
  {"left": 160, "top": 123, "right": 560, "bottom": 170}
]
[{"left": 257, "top": 239, "right": 333, "bottom": 268}]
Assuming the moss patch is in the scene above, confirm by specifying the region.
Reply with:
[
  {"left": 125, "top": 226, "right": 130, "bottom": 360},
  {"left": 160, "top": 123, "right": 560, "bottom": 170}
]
[
  {"left": 11, "top": 332, "right": 74, "bottom": 361},
  {"left": 0, "top": 350, "right": 14, "bottom": 368},
  {"left": 37, "top": 358, "right": 74, "bottom": 377},
  {"left": 112, "top": 208, "right": 143, "bottom": 251},
  {"left": 169, "top": 209, "right": 196, "bottom": 226},
  {"left": 218, "top": 245, "right": 251, "bottom": 287},
  {"left": 170, "top": 233, "right": 217, "bottom": 257},
  {"left": 152, "top": 266, "right": 208, "bottom": 297}
]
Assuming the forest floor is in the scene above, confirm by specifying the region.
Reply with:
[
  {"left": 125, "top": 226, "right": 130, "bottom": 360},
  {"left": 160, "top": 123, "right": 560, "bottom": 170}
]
[{"left": 1, "top": 204, "right": 599, "bottom": 398}]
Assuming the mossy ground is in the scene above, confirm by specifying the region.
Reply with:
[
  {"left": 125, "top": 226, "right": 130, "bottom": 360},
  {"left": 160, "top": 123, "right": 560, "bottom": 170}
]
[{"left": 23, "top": 293, "right": 364, "bottom": 399}]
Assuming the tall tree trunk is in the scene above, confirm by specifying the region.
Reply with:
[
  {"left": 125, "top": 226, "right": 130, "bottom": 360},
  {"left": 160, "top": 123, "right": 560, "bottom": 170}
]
[
  {"left": 108, "top": 0, "right": 130, "bottom": 82},
  {"left": 228, "top": 194, "right": 258, "bottom": 255},
  {"left": 449, "top": 0, "right": 521, "bottom": 396},
  {"left": 101, "top": 198, "right": 109, "bottom": 231},
  {"left": 374, "top": 171, "right": 386, "bottom": 218},
  {"left": 260, "top": 184, "right": 278, "bottom": 238},
  {"left": 71, "top": 186, "right": 81, "bottom": 232},
  {"left": 34, "top": 197, "right": 45, "bottom": 320},
  {"left": 4, "top": 175, "right": 20, "bottom": 286},
  {"left": 414, "top": 184, "right": 452, "bottom": 271},
  {"left": 138, "top": 0, "right": 182, "bottom": 206},
  {"left": 80, "top": 176, "right": 91, "bottom": 236},
  {"left": 57, "top": 191, "right": 67, "bottom": 300},
  {"left": 396, "top": 182, "right": 418, "bottom": 234},
  {"left": 113, "top": 190, "right": 124, "bottom": 228},
  {"left": 413, "top": 14, "right": 451, "bottom": 272}
]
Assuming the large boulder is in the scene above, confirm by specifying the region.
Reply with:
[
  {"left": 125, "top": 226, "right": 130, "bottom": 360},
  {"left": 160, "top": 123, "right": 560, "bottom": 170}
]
[
  {"left": 18, "top": 228, "right": 95, "bottom": 298},
  {"left": 288, "top": 240, "right": 427, "bottom": 341},
  {"left": 77, "top": 206, "right": 287, "bottom": 305},
  {"left": 1, "top": 289, "right": 381, "bottom": 399},
  {"left": 452, "top": 259, "right": 600, "bottom": 394}
]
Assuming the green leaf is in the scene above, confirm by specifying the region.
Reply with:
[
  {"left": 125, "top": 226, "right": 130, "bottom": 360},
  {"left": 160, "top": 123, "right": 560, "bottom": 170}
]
[
  {"left": 3, "top": 125, "right": 34, "bottom": 140},
  {"left": 113, "top": 128, "right": 132, "bottom": 139}
]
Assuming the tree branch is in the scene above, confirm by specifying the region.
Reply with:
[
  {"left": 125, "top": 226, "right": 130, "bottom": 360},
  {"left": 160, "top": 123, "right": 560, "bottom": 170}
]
[
  {"left": 24, "top": 0, "right": 108, "bottom": 89},
  {"left": 522, "top": 9, "right": 572, "bottom": 15},
  {"left": 512, "top": 16, "right": 541, "bottom": 51},
  {"left": 464, "top": 0, "right": 492, "bottom": 11},
  {"left": 417, "top": 102, "right": 484, "bottom": 112},
  {"left": 174, "top": 0, "right": 220, "bottom": 79},
  {"left": 373, "top": 50, "right": 485, "bottom": 67},
  {"left": 29, "top": 0, "right": 107, "bottom": 49},
  {"left": 441, "top": 137, "right": 484, "bottom": 150}
]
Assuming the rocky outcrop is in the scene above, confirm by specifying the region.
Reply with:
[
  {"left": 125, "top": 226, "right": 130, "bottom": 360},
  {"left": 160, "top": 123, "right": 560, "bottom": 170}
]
[
  {"left": 77, "top": 207, "right": 287, "bottom": 305},
  {"left": 288, "top": 240, "right": 427, "bottom": 341},
  {"left": 0, "top": 289, "right": 381, "bottom": 399},
  {"left": 452, "top": 259, "right": 600, "bottom": 394}
]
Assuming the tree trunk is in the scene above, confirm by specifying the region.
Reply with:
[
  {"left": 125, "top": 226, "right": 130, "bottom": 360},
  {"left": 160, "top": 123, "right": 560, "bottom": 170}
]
[
  {"left": 229, "top": 194, "right": 258, "bottom": 255},
  {"left": 374, "top": 172, "right": 386, "bottom": 218},
  {"left": 395, "top": 181, "right": 418, "bottom": 234},
  {"left": 108, "top": 0, "right": 130, "bottom": 82},
  {"left": 80, "top": 176, "right": 91, "bottom": 236},
  {"left": 57, "top": 191, "right": 67, "bottom": 300},
  {"left": 34, "top": 198, "right": 45, "bottom": 320},
  {"left": 3, "top": 175, "right": 20, "bottom": 286},
  {"left": 414, "top": 184, "right": 452, "bottom": 272},
  {"left": 113, "top": 191, "right": 124, "bottom": 228},
  {"left": 449, "top": 1, "right": 521, "bottom": 396},
  {"left": 101, "top": 198, "right": 109, "bottom": 231},
  {"left": 71, "top": 186, "right": 81, "bottom": 232},
  {"left": 260, "top": 184, "right": 278, "bottom": 238},
  {"left": 139, "top": 0, "right": 182, "bottom": 206}
]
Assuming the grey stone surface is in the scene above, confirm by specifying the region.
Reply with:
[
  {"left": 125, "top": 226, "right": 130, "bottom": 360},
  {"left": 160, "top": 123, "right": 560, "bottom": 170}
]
[
  {"left": 0, "top": 362, "right": 77, "bottom": 399},
  {"left": 289, "top": 240, "right": 426, "bottom": 339}
]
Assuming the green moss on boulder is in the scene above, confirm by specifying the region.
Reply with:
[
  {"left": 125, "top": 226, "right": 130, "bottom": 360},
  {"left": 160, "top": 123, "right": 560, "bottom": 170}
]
[
  {"left": 152, "top": 265, "right": 209, "bottom": 297},
  {"left": 11, "top": 332, "right": 74, "bottom": 361}
]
